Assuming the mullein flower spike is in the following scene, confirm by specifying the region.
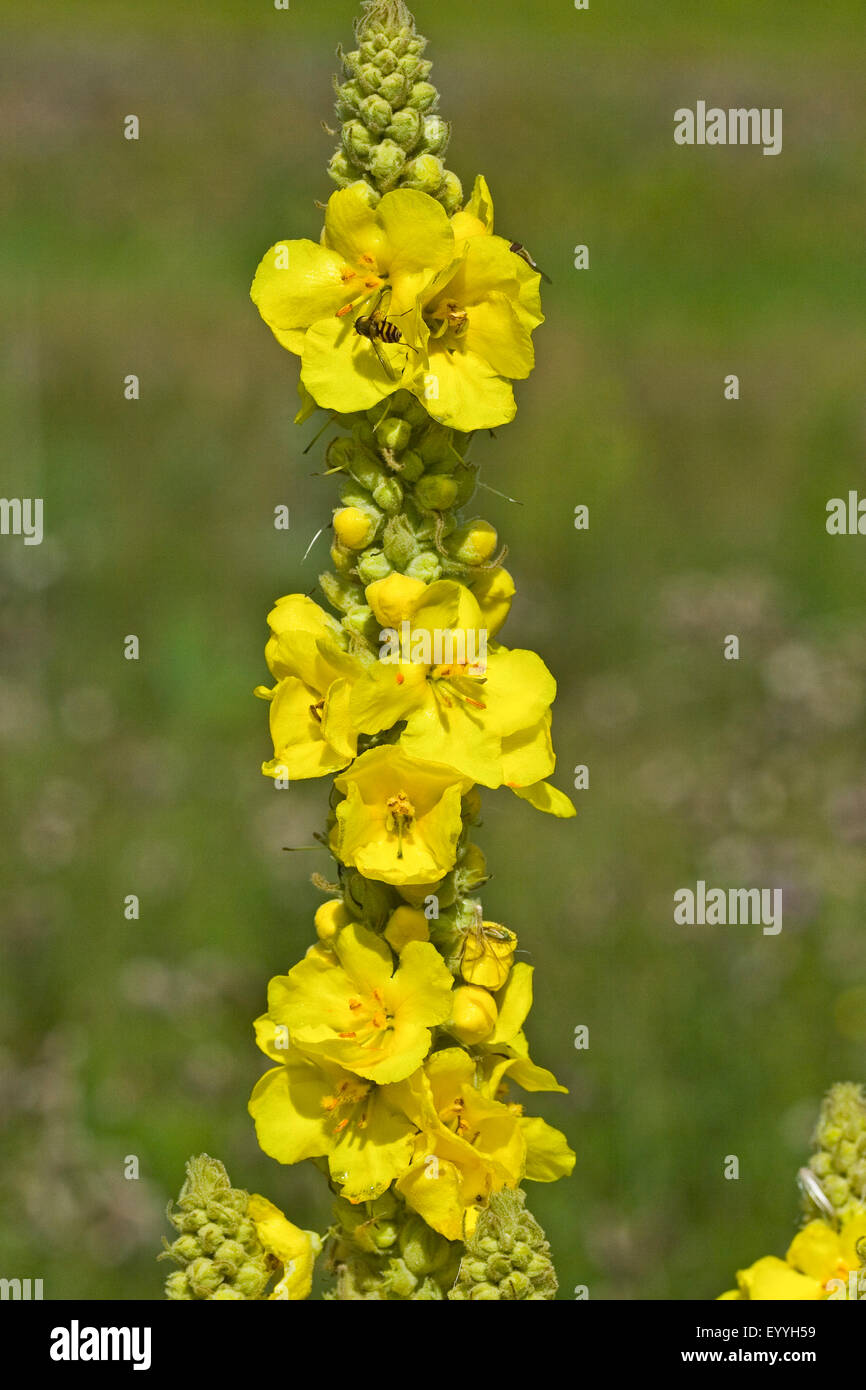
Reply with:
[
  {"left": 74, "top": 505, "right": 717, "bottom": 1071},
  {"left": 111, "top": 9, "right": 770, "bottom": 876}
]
[{"left": 245, "top": 0, "right": 575, "bottom": 1298}]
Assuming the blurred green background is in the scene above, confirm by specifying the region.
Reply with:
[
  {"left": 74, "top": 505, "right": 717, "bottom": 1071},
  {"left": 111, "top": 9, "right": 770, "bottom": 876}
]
[{"left": 2, "top": 0, "right": 865, "bottom": 1299}]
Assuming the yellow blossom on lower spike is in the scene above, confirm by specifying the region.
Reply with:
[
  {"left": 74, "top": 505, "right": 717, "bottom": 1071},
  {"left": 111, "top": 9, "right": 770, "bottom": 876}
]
[{"left": 719, "top": 1213, "right": 866, "bottom": 1300}]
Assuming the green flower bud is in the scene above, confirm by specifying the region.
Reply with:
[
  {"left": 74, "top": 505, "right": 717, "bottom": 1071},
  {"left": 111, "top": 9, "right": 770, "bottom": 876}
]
[
  {"left": 371, "top": 476, "right": 403, "bottom": 514},
  {"left": 211, "top": 1285, "right": 246, "bottom": 1300},
  {"left": 342, "top": 605, "right": 377, "bottom": 641},
  {"left": 386, "top": 108, "right": 422, "bottom": 152},
  {"left": 469, "top": 1282, "right": 501, "bottom": 1300},
  {"left": 421, "top": 114, "right": 451, "bottom": 155},
  {"left": 500, "top": 1271, "right": 534, "bottom": 1299},
  {"left": 407, "top": 81, "right": 438, "bottom": 112},
  {"left": 375, "top": 415, "right": 412, "bottom": 454},
  {"left": 334, "top": 80, "right": 363, "bottom": 120},
  {"left": 213, "top": 1239, "right": 247, "bottom": 1276},
  {"left": 346, "top": 178, "right": 382, "bottom": 209},
  {"left": 186, "top": 1257, "right": 223, "bottom": 1297},
  {"left": 359, "top": 94, "right": 393, "bottom": 135},
  {"left": 357, "top": 63, "right": 383, "bottom": 96},
  {"left": 398, "top": 1214, "right": 450, "bottom": 1277},
  {"left": 383, "top": 1259, "right": 418, "bottom": 1299},
  {"left": 437, "top": 170, "right": 464, "bottom": 215},
  {"left": 357, "top": 548, "right": 394, "bottom": 585},
  {"left": 161, "top": 1233, "right": 200, "bottom": 1265},
  {"left": 341, "top": 48, "right": 363, "bottom": 77},
  {"left": 177, "top": 1208, "right": 208, "bottom": 1234},
  {"left": 510, "top": 1241, "right": 533, "bottom": 1271},
  {"left": 382, "top": 514, "right": 421, "bottom": 569},
  {"left": 196, "top": 1222, "right": 225, "bottom": 1255},
  {"left": 404, "top": 550, "right": 442, "bottom": 584},
  {"left": 342, "top": 119, "right": 374, "bottom": 164},
  {"left": 397, "top": 449, "right": 425, "bottom": 482},
  {"left": 374, "top": 48, "right": 397, "bottom": 75},
  {"left": 318, "top": 571, "right": 367, "bottom": 615},
  {"left": 367, "top": 139, "right": 406, "bottom": 188},
  {"left": 415, "top": 475, "right": 458, "bottom": 510},
  {"left": 413, "top": 1277, "right": 446, "bottom": 1300},
  {"left": 164, "top": 1270, "right": 192, "bottom": 1300},
  {"left": 398, "top": 53, "right": 423, "bottom": 81},
  {"left": 328, "top": 149, "right": 363, "bottom": 188},
  {"left": 234, "top": 1260, "right": 271, "bottom": 1299},
  {"left": 401, "top": 154, "right": 445, "bottom": 194},
  {"left": 234, "top": 1218, "right": 258, "bottom": 1249},
  {"left": 379, "top": 71, "right": 410, "bottom": 107}
]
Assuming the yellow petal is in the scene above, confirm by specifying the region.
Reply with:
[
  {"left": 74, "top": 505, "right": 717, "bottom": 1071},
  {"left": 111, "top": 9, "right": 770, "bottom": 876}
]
[
  {"left": 736, "top": 1255, "right": 824, "bottom": 1301},
  {"left": 511, "top": 778, "right": 577, "bottom": 818},
  {"left": 465, "top": 292, "right": 535, "bottom": 380},
  {"left": 251, "top": 239, "right": 353, "bottom": 341},
  {"left": 520, "top": 1116, "right": 576, "bottom": 1182},
  {"left": 422, "top": 342, "right": 517, "bottom": 433}
]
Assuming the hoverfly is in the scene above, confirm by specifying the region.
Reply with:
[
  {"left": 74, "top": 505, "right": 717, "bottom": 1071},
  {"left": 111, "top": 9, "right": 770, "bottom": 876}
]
[
  {"left": 509, "top": 240, "right": 552, "bottom": 285},
  {"left": 338, "top": 285, "right": 417, "bottom": 381}
]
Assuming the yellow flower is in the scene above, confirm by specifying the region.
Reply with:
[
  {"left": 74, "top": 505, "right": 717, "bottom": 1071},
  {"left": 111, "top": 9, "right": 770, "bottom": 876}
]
[
  {"left": 386, "top": 1048, "right": 525, "bottom": 1241},
  {"left": 329, "top": 745, "right": 472, "bottom": 886},
  {"left": 470, "top": 566, "right": 515, "bottom": 639},
  {"left": 410, "top": 176, "right": 544, "bottom": 431},
  {"left": 249, "top": 1040, "right": 416, "bottom": 1205},
  {"left": 247, "top": 1194, "right": 321, "bottom": 1301},
  {"left": 254, "top": 594, "right": 364, "bottom": 780},
  {"left": 251, "top": 185, "right": 455, "bottom": 413},
  {"left": 262, "top": 921, "right": 454, "bottom": 1085},
  {"left": 352, "top": 579, "right": 562, "bottom": 795},
  {"left": 719, "top": 1213, "right": 866, "bottom": 1300},
  {"left": 384, "top": 905, "right": 430, "bottom": 953},
  {"left": 478, "top": 963, "right": 570, "bottom": 1097},
  {"left": 386, "top": 1047, "right": 574, "bottom": 1241}
]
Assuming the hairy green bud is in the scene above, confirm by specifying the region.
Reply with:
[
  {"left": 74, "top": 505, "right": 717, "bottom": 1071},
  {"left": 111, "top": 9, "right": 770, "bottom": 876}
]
[{"left": 448, "top": 1190, "right": 558, "bottom": 1300}]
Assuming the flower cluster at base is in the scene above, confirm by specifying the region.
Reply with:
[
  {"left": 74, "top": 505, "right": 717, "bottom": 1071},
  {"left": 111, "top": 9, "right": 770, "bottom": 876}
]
[
  {"left": 245, "top": 0, "right": 575, "bottom": 1300},
  {"left": 719, "top": 1082, "right": 866, "bottom": 1301},
  {"left": 448, "top": 1189, "right": 558, "bottom": 1300},
  {"left": 160, "top": 1155, "right": 320, "bottom": 1300}
]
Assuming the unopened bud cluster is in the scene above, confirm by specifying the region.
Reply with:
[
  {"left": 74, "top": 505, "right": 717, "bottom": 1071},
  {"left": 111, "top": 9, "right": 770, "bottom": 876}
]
[
  {"left": 160, "top": 1155, "right": 275, "bottom": 1300},
  {"left": 804, "top": 1081, "right": 866, "bottom": 1223},
  {"left": 448, "top": 1190, "right": 558, "bottom": 1300},
  {"left": 329, "top": 0, "right": 462, "bottom": 209},
  {"left": 321, "top": 391, "right": 501, "bottom": 650},
  {"left": 327, "top": 1193, "right": 461, "bottom": 1299}
]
